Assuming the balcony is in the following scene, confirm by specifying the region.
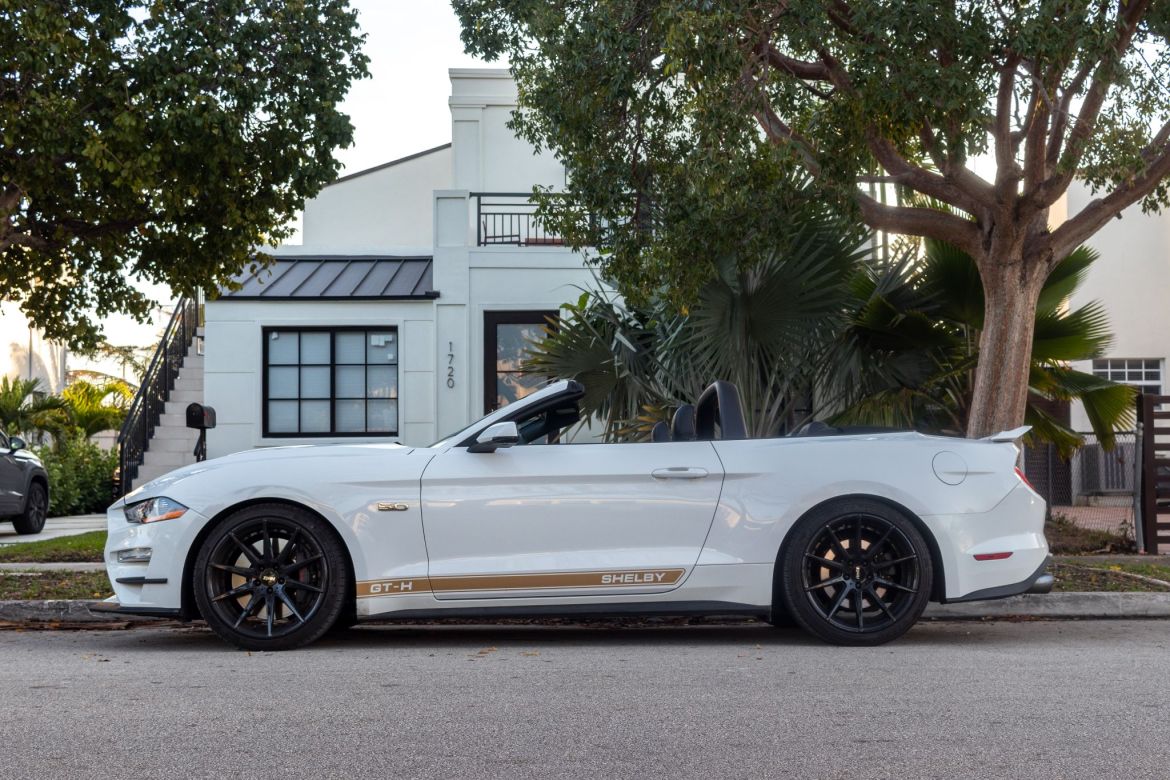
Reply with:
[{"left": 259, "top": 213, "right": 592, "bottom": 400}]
[{"left": 472, "top": 192, "right": 567, "bottom": 247}]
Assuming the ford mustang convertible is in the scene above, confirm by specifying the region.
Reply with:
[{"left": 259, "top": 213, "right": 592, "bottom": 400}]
[{"left": 101, "top": 379, "right": 1052, "bottom": 650}]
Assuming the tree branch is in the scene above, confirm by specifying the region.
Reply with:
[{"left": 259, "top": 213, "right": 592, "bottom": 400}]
[
  {"left": 1048, "top": 140, "right": 1170, "bottom": 260},
  {"left": 856, "top": 191, "right": 982, "bottom": 256},
  {"left": 1032, "top": 0, "right": 1150, "bottom": 207}
]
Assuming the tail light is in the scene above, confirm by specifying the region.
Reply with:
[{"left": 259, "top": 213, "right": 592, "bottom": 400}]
[{"left": 1014, "top": 466, "right": 1035, "bottom": 490}]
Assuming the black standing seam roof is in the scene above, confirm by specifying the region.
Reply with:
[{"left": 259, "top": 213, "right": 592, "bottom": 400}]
[{"left": 218, "top": 256, "right": 438, "bottom": 300}]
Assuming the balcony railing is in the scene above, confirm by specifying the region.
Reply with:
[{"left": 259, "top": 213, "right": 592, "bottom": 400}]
[{"left": 473, "top": 192, "right": 567, "bottom": 247}]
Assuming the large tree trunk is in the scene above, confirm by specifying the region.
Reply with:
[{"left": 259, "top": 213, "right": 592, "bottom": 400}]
[{"left": 966, "top": 254, "right": 1047, "bottom": 439}]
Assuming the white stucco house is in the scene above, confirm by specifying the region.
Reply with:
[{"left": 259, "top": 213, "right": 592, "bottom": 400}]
[{"left": 200, "top": 69, "right": 595, "bottom": 458}]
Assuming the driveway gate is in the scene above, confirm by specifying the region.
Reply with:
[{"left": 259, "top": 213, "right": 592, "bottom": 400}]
[{"left": 1138, "top": 394, "right": 1170, "bottom": 553}]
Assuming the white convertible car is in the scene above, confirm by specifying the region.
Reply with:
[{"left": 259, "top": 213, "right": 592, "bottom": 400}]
[{"left": 101, "top": 379, "right": 1052, "bottom": 650}]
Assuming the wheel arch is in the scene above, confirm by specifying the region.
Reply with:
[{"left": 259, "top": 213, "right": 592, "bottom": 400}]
[
  {"left": 772, "top": 493, "right": 947, "bottom": 605},
  {"left": 179, "top": 497, "right": 357, "bottom": 622},
  {"left": 27, "top": 472, "right": 48, "bottom": 506}
]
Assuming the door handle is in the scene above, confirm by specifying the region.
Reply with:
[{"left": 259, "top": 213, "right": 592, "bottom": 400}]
[{"left": 651, "top": 467, "right": 709, "bottom": 480}]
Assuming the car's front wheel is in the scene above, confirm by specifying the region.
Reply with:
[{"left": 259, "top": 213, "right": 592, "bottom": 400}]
[
  {"left": 193, "top": 504, "right": 351, "bottom": 651},
  {"left": 13, "top": 481, "right": 47, "bottom": 535},
  {"left": 779, "top": 499, "right": 932, "bottom": 646}
]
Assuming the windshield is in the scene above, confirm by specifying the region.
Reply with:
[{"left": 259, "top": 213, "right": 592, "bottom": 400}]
[{"left": 428, "top": 379, "right": 573, "bottom": 448}]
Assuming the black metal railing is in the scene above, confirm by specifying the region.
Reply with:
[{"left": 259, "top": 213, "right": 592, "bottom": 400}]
[
  {"left": 114, "top": 295, "right": 200, "bottom": 496},
  {"left": 473, "top": 192, "right": 568, "bottom": 247}
]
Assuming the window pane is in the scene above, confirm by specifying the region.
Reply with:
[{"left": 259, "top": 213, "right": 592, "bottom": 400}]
[
  {"left": 367, "top": 332, "right": 398, "bottom": 363},
  {"left": 300, "top": 367, "right": 330, "bottom": 398},
  {"left": 335, "top": 400, "right": 365, "bottom": 432},
  {"left": 301, "top": 332, "right": 330, "bottom": 364},
  {"left": 300, "top": 401, "right": 330, "bottom": 433},
  {"left": 268, "top": 401, "right": 298, "bottom": 433},
  {"left": 367, "top": 400, "right": 397, "bottom": 432},
  {"left": 496, "top": 323, "right": 545, "bottom": 371},
  {"left": 367, "top": 365, "right": 398, "bottom": 399},
  {"left": 336, "top": 332, "right": 365, "bottom": 364},
  {"left": 268, "top": 367, "right": 298, "bottom": 399},
  {"left": 268, "top": 332, "right": 298, "bottom": 364},
  {"left": 335, "top": 366, "right": 364, "bottom": 398}
]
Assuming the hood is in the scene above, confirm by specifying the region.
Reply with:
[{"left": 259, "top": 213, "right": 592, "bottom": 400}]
[{"left": 121, "top": 442, "right": 415, "bottom": 504}]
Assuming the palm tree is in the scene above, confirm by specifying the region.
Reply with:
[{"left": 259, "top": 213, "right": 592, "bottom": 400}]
[
  {"left": 829, "top": 241, "right": 1134, "bottom": 456},
  {"left": 525, "top": 210, "right": 869, "bottom": 439},
  {"left": 0, "top": 377, "right": 70, "bottom": 440},
  {"left": 60, "top": 379, "right": 133, "bottom": 438}
]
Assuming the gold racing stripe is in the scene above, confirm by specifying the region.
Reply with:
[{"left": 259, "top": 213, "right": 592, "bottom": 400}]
[{"left": 355, "top": 568, "right": 686, "bottom": 599}]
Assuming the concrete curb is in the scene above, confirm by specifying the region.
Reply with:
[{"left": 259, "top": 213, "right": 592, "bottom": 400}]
[
  {"left": 0, "top": 600, "right": 163, "bottom": 625},
  {"left": 1, "top": 592, "right": 1169, "bottom": 627},
  {"left": 924, "top": 592, "right": 1170, "bottom": 619}
]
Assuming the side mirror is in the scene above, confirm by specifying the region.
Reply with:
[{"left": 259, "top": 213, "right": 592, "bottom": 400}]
[
  {"left": 469, "top": 421, "right": 520, "bottom": 453},
  {"left": 9, "top": 436, "right": 26, "bottom": 452}
]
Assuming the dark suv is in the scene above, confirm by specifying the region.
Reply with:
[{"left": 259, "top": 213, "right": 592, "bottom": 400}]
[{"left": 0, "top": 431, "right": 49, "bottom": 535}]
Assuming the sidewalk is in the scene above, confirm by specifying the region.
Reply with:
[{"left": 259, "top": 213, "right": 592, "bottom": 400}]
[{"left": 0, "top": 514, "right": 105, "bottom": 546}]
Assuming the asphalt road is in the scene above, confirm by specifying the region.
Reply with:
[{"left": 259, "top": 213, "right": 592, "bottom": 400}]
[{"left": 1, "top": 619, "right": 1168, "bottom": 779}]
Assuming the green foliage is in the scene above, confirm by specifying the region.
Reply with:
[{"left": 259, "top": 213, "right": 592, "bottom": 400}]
[
  {"left": 831, "top": 243, "right": 1135, "bottom": 455},
  {"left": 34, "top": 436, "right": 118, "bottom": 516},
  {"left": 0, "top": 376, "right": 69, "bottom": 439},
  {"left": 0, "top": 1, "right": 369, "bottom": 349},
  {"left": 60, "top": 378, "right": 132, "bottom": 437},
  {"left": 525, "top": 196, "right": 868, "bottom": 439}
]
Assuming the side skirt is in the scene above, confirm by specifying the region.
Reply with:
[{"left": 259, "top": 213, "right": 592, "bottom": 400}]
[{"left": 361, "top": 600, "right": 770, "bottom": 622}]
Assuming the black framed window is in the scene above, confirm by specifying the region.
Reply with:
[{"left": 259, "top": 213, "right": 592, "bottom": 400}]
[
  {"left": 484, "top": 310, "right": 558, "bottom": 414},
  {"left": 263, "top": 327, "right": 399, "bottom": 437}
]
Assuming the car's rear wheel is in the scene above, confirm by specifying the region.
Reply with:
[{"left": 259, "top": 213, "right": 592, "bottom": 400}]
[
  {"left": 13, "top": 482, "right": 47, "bottom": 535},
  {"left": 193, "top": 504, "right": 350, "bottom": 651},
  {"left": 779, "top": 499, "right": 932, "bottom": 646}
]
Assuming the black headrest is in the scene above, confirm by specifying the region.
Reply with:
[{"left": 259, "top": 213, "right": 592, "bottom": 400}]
[
  {"left": 650, "top": 421, "right": 671, "bottom": 443},
  {"left": 671, "top": 404, "right": 696, "bottom": 441},
  {"left": 694, "top": 381, "right": 748, "bottom": 441}
]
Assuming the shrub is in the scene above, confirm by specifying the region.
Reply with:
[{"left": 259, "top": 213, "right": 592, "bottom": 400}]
[{"left": 34, "top": 437, "right": 117, "bottom": 517}]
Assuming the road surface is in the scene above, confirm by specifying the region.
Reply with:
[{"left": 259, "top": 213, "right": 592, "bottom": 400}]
[{"left": 1, "top": 619, "right": 1167, "bottom": 778}]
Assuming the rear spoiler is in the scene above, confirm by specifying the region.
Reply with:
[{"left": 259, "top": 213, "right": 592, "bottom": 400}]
[{"left": 981, "top": 425, "right": 1031, "bottom": 443}]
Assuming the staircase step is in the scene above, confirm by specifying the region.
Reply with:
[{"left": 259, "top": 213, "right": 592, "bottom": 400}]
[
  {"left": 173, "top": 377, "right": 203, "bottom": 392},
  {"left": 133, "top": 464, "right": 177, "bottom": 486},
  {"left": 166, "top": 389, "right": 203, "bottom": 404},
  {"left": 157, "top": 413, "right": 189, "bottom": 428},
  {"left": 142, "top": 450, "right": 196, "bottom": 467},
  {"left": 148, "top": 436, "right": 199, "bottom": 453}
]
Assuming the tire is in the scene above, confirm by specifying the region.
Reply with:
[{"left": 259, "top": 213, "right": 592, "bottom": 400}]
[
  {"left": 193, "top": 504, "right": 351, "bottom": 651},
  {"left": 12, "top": 481, "right": 47, "bottom": 535},
  {"left": 778, "top": 498, "right": 932, "bottom": 646}
]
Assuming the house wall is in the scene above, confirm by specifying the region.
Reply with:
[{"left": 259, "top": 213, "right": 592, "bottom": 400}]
[
  {"left": 299, "top": 145, "right": 451, "bottom": 253},
  {"left": 1066, "top": 182, "right": 1170, "bottom": 431},
  {"left": 203, "top": 69, "right": 596, "bottom": 458},
  {"left": 0, "top": 302, "right": 67, "bottom": 394},
  {"left": 203, "top": 299, "right": 437, "bottom": 455}
]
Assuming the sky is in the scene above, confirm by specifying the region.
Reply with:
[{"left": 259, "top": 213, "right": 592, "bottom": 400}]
[{"left": 334, "top": 0, "right": 500, "bottom": 176}]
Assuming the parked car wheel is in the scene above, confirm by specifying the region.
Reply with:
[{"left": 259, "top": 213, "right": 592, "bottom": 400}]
[
  {"left": 779, "top": 499, "right": 932, "bottom": 646},
  {"left": 12, "top": 481, "right": 47, "bottom": 535},
  {"left": 193, "top": 504, "right": 350, "bottom": 651}
]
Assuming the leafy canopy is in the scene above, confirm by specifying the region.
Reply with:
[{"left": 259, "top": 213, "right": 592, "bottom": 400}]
[
  {"left": 1, "top": 0, "right": 369, "bottom": 348},
  {"left": 455, "top": 1, "right": 1170, "bottom": 301}
]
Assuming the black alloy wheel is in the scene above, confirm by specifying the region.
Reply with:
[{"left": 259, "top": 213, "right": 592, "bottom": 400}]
[
  {"left": 194, "top": 504, "right": 350, "bottom": 651},
  {"left": 779, "top": 499, "right": 932, "bottom": 646},
  {"left": 13, "top": 482, "right": 47, "bottom": 535}
]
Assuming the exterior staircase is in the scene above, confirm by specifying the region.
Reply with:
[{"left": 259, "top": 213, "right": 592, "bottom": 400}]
[
  {"left": 116, "top": 296, "right": 203, "bottom": 495},
  {"left": 133, "top": 346, "right": 203, "bottom": 486}
]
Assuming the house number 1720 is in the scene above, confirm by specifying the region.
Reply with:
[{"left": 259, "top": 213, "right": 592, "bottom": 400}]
[{"left": 447, "top": 342, "right": 455, "bottom": 389}]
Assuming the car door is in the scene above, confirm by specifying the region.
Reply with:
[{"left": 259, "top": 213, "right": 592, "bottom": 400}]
[
  {"left": 420, "top": 441, "right": 724, "bottom": 600},
  {"left": 0, "top": 432, "right": 22, "bottom": 514}
]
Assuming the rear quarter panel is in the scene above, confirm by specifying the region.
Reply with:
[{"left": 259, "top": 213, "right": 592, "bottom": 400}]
[{"left": 706, "top": 434, "right": 1029, "bottom": 598}]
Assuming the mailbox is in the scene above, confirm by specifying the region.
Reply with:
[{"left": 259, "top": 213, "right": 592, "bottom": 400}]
[{"left": 186, "top": 403, "right": 217, "bottom": 430}]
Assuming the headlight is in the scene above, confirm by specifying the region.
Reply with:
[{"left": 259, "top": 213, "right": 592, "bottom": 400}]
[{"left": 124, "top": 496, "right": 188, "bottom": 524}]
